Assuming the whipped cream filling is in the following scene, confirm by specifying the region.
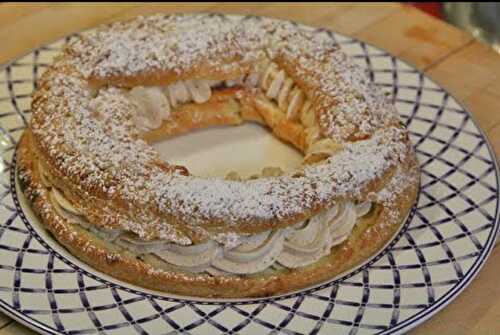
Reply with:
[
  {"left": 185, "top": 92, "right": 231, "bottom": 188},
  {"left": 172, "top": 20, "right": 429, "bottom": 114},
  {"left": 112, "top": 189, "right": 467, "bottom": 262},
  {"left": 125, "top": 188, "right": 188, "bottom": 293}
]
[
  {"left": 123, "top": 60, "right": 309, "bottom": 132},
  {"left": 126, "top": 79, "right": 233, "bottom": 131},
  {"left": 260, "top": 61, "right": 305, "bottom": 120},
  {"left": 45, "top": 169, "right": 372, "bottom": 275},
  {"left": 49, "top": 191, "right": 122, "bottom": 242}
]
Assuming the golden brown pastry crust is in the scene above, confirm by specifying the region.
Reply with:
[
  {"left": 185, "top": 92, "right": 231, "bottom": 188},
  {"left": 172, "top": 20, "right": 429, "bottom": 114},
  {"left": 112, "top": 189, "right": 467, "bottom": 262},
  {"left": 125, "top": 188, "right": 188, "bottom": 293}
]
[{"left": 141, "top": 89, "right": 244, "bottom": 143}]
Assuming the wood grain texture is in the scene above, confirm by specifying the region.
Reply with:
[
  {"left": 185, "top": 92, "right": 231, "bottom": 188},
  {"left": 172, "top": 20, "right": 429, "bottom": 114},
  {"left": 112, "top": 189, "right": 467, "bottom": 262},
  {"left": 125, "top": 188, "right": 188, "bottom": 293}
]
[
  {"left": 427, "top": 41, "right": 500, "bottom": 102},
  {"left": 0, "top": 322, "right": 36, "bottom": 335},
  {"left": 489, "top": 123, "right": 500, "bottom": 159},
  {"left": 0, "top": 3, "right": 498, "bottom": 335},
  {"left": 0, "top": 313, "right": 11, "bottom": 330},
  {"left": 355, "top": 4, "right": 473, "bottom": 70}
]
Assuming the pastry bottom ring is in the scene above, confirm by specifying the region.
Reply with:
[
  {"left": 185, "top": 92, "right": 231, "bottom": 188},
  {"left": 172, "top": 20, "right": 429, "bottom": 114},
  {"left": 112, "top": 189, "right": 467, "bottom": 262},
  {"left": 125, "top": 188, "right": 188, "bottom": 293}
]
[{"left": 17, "top": 131, "right": 419, "bottom": 298}]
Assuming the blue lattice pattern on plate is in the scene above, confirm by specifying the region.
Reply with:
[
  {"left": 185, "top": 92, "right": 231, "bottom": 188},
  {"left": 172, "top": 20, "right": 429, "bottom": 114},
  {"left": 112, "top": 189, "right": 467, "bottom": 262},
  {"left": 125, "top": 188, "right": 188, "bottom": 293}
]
[{"left": 0, "top": 14, "right": 498, "bottom": 335}]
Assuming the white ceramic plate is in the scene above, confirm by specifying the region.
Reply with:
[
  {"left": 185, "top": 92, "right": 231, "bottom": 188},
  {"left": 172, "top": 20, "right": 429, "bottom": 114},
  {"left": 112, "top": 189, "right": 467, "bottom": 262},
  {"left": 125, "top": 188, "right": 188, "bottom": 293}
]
[{"left": 0, "top": 14, "right": 498, "bottom": 335}]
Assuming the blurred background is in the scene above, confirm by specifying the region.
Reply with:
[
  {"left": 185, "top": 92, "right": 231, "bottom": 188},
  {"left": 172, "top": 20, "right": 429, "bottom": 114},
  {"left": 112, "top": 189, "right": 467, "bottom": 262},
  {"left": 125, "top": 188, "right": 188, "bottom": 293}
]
[{"left": 410, "top": 2, "right": 500, "bottom": 53}]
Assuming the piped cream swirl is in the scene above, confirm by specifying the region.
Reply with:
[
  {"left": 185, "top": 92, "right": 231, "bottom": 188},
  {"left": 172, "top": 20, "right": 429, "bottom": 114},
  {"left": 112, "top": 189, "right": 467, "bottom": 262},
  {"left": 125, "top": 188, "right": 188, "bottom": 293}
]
[
  {"left": 123, "top": 60, "right": 311, "bottom": 132},
  {"left": 127, "top": 80, "right": 220, "bottom": 130},
  {"left": 47, "top": 176, "right": 371, "bottom": 275}
]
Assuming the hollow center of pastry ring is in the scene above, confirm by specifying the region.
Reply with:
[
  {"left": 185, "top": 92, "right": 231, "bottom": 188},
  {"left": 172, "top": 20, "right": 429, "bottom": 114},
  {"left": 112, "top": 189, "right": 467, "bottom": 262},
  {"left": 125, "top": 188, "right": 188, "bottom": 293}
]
[
  {"left": 153, "top": 123, "right": 304, "bottom": 178},
  {"left": 120, "top": 64, "right": 343, "bottom": 179}
]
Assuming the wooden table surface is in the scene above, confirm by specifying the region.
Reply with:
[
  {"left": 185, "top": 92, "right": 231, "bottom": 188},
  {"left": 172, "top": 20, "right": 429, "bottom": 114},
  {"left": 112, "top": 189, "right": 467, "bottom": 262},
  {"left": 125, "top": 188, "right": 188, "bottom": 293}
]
[{"left": 0, "top": 3, "right": 498, "bottom": 334}]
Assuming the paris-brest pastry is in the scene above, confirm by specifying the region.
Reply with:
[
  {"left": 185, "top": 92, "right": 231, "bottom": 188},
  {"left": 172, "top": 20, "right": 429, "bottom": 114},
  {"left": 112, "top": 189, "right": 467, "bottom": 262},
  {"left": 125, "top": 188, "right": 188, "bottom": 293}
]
[{"left": 17, "top": 14, "right": 419, "bottom": 297}]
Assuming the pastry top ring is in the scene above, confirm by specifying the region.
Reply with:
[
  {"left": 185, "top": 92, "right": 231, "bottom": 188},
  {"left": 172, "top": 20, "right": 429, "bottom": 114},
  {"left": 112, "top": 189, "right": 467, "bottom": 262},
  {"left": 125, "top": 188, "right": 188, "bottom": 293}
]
[{"left": 30, "top": 13, "right": 414, "bottom": 246}]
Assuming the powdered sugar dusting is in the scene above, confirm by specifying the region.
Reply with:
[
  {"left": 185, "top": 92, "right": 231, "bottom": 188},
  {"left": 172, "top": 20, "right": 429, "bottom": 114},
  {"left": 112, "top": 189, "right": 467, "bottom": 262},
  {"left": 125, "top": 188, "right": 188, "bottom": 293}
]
[
  {"left": 30, "top": 14, "right": 416, "bottom": 243},
  {"left": 70, "top": 14, "right": 243, "bottom": 79},
  {"left": 151, "top": 127, "right": 409, "bottom": 225},
  {"left": 275, "top": 34, "right": 399, "bottom": 142}
]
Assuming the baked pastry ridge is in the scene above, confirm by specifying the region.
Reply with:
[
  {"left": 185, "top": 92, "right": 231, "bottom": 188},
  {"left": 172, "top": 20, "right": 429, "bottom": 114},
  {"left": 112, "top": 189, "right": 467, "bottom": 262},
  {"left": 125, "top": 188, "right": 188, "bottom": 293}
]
[{"left": 17, "top": 14, "right": 419, "bottom": 297}]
